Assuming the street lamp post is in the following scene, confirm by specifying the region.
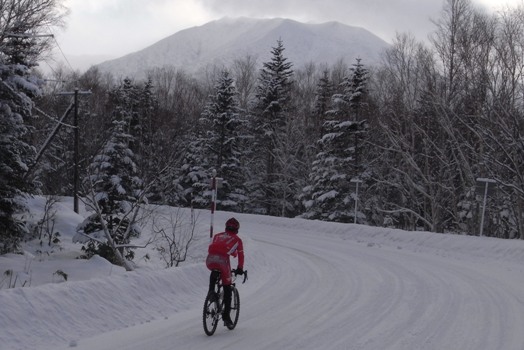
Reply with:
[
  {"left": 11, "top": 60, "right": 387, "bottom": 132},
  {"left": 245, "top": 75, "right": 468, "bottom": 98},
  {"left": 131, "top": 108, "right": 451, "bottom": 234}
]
[
  {"left": 476, "top": 178, "right": 497, "bottom": 237},
  {"left": 350, "top": 178, "right": 363, "bottom": 224},
  {"left": 209, "top": 170, "right": 223, "bottom": 240}
]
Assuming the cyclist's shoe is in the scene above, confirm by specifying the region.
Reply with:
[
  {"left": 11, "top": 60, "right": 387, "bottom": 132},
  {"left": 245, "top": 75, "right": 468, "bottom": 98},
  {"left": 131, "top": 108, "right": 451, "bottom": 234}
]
[{"left": 223, "top": 315, "right": 233, "bottom": 328}]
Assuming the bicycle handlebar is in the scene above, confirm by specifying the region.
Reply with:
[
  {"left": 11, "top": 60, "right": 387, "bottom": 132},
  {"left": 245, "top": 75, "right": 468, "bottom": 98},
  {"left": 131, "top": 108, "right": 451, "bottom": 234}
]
[{"left": 232, "top": 269, "right": 248, "bottom": 284}]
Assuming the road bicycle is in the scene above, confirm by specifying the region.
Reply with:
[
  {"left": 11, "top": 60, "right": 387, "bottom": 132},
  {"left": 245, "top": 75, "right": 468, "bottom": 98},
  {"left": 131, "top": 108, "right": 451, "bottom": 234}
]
[{"left": 203, "top": 269, "right": 248, "bottom": 336}]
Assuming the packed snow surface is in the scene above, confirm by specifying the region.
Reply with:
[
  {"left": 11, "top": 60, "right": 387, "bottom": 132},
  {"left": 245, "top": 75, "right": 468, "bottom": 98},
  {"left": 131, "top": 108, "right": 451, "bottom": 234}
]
[{"left": 1, "top": 197, "right": 524, "bottom": 350}]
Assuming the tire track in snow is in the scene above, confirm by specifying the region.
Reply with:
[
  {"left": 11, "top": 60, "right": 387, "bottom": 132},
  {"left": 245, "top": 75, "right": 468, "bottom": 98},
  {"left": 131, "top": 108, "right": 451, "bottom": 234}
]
[{"left": 245, "top": 231, "right": 524, "bottom": 350}]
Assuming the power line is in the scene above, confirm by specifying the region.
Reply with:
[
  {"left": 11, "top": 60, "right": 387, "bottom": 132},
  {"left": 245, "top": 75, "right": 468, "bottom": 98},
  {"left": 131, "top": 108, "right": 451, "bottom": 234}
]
[
  {"left": 45, "top": 25, "right": 75, "bottom": 74},
  {"left": 34, "top": 105, "right": 75, "bottom": 128},
  {"left": 52, "top": 35, "right": 75, "bottom": 73}
]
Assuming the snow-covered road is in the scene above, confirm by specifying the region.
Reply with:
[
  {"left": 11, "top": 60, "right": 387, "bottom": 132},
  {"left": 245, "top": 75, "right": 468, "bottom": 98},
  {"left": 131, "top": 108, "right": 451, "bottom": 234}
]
[{"left": 45, "top": 213, "right": 524, "bottom": 350}]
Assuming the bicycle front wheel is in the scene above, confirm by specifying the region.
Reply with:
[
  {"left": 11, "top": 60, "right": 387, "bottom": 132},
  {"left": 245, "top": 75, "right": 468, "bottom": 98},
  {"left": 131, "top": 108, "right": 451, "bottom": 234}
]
[
  {"left": 227, "top": 287, "right": 240, "bottom": 330},
  {"left": 203, "top": 293, "right": 219, "bottom": 336}
]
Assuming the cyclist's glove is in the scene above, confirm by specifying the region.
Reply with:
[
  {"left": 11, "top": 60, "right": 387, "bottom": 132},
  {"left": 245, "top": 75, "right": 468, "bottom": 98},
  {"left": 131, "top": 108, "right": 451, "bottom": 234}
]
[{"left": 235, "top": 267, "right": 244, "bottom": 275}]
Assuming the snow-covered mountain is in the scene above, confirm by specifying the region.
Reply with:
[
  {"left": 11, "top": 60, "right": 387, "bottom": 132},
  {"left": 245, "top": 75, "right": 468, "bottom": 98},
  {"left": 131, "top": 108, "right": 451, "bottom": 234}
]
[{"left": 95, "top": 17, "right": 390, "bottom": 78}]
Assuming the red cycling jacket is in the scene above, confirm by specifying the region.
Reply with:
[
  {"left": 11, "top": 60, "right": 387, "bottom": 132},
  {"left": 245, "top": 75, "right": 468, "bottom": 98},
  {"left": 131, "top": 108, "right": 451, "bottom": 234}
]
[{"left": 208, "top": 230, "right": 244, "bottom": 269}]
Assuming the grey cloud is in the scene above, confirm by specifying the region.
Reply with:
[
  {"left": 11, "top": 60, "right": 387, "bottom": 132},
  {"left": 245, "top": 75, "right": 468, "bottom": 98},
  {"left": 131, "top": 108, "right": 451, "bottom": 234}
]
[{"left": 199, "top": 0, "right": 445, "bottom": 42}]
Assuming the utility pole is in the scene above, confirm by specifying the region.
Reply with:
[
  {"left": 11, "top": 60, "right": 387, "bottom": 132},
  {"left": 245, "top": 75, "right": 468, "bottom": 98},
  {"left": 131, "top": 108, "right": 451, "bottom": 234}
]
[{"left": 57, "top": 88, "right": 91, "bottom": 213}]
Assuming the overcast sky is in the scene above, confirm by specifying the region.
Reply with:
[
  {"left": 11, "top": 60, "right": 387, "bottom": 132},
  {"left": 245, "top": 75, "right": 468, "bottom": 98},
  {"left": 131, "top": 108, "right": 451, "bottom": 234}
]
[{"left": 55, "top": 0, "right": 522, "bottom": 62}]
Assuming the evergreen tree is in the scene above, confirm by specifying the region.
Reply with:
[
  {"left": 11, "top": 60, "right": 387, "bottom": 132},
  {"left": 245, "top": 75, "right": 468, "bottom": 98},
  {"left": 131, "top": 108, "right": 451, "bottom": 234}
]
[
  {"left": 253, "top": 39, "right": 293, "bottom": 132},
  {"left": 302, "top": 120, "right": 360, "bottom": 222},
  {"left": 346, "top": 59, "right": 368, "bottom": 111},
  {"left": 249, "top": 39, "right": 295, "bottom": 216},
  {"left": 0, "top": 0, "right": 66, "bottom": 252},
  {"left": 200, "top": 71, "right": 247, "bottom": 211},
  {"left": 0, "top": 72, "right": 36, "bottom": 252},
  {"left": 331, "top": 58, "right": 369, "bottom": 175},
  {"left": 77, "top": 112, "right": 144, "bottom": 267},
  {"left": 107, "top": 77, "right": 166, "bottom": 202},
  {"left": 110, "top": 78, "right": 141, "bottom": 152},
  {"left": 311, "top": 69, "right": 333, "bottom": 139},
  {"left": 174, "top": 135, "right": 211, "bottom": 209},
  {"left": 303, "top": 59, "right": 370, "bottom": 223}
]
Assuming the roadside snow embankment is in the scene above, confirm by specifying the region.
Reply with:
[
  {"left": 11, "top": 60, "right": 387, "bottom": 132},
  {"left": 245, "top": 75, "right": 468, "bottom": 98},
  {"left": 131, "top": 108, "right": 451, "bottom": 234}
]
[{"left": 0, "top": 262, "right": 208, "bottom": 350}]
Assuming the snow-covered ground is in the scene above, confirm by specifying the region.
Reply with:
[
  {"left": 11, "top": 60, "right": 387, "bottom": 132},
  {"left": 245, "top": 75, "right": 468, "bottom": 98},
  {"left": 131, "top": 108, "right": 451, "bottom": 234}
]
[{"left": 2, "top": 196, "right": 524, "bottom": 350}]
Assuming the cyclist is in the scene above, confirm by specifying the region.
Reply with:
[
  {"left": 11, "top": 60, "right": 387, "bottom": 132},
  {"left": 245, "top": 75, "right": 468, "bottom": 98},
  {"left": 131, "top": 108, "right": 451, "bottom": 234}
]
[{"left": 206, "top": 217, "right": 245, "bottom": 328}]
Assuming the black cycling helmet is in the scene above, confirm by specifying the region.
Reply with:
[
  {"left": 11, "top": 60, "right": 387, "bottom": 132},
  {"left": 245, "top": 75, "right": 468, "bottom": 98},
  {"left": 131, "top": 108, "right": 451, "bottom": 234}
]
[{"left": 225, "top": 217, "right": 240, "bottom": 233}]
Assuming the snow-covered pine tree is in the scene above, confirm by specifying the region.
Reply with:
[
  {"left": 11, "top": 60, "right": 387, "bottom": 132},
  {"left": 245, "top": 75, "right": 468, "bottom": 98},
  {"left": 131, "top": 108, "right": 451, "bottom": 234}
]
[
  {"left": 311, "top": 69, "right": 333, "bottom": 139},
  {"left": 110, "top": 78, "right": 160, "bottom": 183},
  {"left": 136, "top": 78, "right": 155, "bottom": 161},
  {"left": 303, "top": 59, "right": 370, "bottom": 223},
  {"left": 0, "top": 0, "right": 65, "bottom": 253},
  {"left": 302, "top": 120, "right": 359, "bottom": 222},
  {"left": 76, "top": 116, "right": 144, "bottom": 268},
  {"left": 330, "top": 58, "right": 369, "bottom": 171},
  {"left": 200, "top": 70, "right": 247, "bottom": 211},
  {"left": 0, "top": 69, "right": 37, "bottom": 252},
  {"left": 249, "top": 39, "right": 295, "bottom": 216},
  {"left": 110, "top": 78, "right": 141, "bottom": 152},
  {"left": 345, "top": 58, "right": 370, "bottom": 176},
  {"left": 174, "top": 135, "right": 211, "bottom": 209}
]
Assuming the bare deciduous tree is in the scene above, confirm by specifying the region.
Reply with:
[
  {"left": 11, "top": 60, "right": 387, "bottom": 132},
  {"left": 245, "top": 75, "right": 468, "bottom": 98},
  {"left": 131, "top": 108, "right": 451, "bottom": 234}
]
[
  {"left": 153, "top": 208, "right": 198, "bottom": 268},
  {"left": 0, "top": 0, "right": 68, "bottom": 65}
]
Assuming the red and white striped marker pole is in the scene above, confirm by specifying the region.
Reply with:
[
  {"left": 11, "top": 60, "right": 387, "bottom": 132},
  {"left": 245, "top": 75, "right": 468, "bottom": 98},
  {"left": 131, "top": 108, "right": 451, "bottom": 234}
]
[{"left": 210, "top": 170, "right": 217, "bottom": 240}]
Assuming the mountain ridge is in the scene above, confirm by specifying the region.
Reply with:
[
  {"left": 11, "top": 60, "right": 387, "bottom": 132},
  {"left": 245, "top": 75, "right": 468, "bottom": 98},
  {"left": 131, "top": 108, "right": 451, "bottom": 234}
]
[{"left": 96, "top": 17, "right": 390, "bottom": 78}]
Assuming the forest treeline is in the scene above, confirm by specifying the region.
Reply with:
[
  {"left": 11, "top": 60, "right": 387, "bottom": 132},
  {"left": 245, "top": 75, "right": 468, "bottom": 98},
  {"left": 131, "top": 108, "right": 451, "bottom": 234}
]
[{"left": 2, "top": 0, "right": 524, "bottom": 257}]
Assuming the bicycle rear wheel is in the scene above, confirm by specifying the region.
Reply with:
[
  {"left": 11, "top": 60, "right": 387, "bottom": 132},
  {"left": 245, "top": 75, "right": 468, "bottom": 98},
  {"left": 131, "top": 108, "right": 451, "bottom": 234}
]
[
  {"left": 227, "top": 287, "right": 240, "bottom": 330},
  {"left": 203, "top": 293, "right": 219, "bottom": 336}
]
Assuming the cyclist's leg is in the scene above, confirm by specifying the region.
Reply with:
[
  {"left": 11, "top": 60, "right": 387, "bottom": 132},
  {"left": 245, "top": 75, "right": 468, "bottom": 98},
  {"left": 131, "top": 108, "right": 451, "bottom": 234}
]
[
  {"left": 208, "top": 270, "right": 220, "bottom": 295},
  {"left": 222, "top": 284, "right": 232, "bottom": 323},
  {"left": 220, "top": 259, "right": 233, "bottom": 323}
]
